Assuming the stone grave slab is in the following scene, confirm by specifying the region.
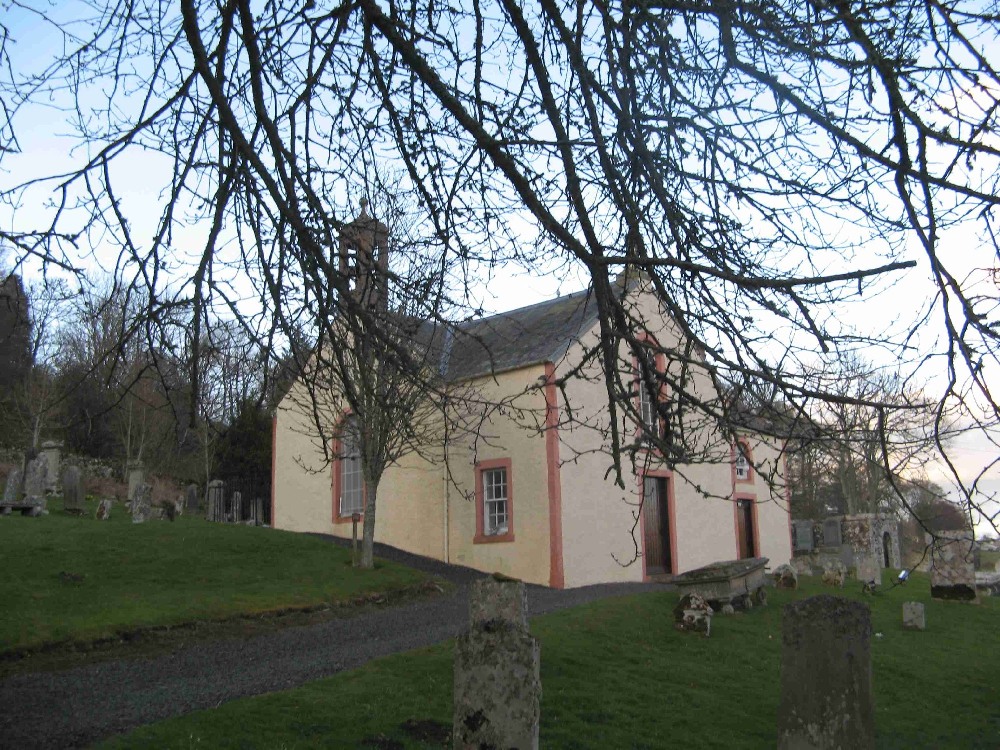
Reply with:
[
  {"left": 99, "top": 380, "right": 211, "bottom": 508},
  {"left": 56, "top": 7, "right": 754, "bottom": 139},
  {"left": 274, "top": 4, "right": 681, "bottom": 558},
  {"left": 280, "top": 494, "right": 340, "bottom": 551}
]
[{"left": 671, "top": 557, "right": 769, "bottom": 612}]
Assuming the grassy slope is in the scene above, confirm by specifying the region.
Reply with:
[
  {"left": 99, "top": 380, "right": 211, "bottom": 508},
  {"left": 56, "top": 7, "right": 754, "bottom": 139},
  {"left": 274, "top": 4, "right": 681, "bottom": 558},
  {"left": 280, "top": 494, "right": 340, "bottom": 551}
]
[
  {"left": 100, "top": 574, "right": 999, "bottom": 750},
  {"left": 0, "top": 499, "right": 427, "bottom": 652}
]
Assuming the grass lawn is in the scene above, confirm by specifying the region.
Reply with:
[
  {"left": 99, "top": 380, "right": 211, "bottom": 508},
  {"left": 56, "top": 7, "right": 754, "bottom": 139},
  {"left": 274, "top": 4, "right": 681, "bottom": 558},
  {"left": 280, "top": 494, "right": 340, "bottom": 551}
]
[
  {"left": 98, "top": 573, "right": 1000, "bottom": 750},
  {"left": 0, "top": 498, "right": 429, "bottom": 654}
]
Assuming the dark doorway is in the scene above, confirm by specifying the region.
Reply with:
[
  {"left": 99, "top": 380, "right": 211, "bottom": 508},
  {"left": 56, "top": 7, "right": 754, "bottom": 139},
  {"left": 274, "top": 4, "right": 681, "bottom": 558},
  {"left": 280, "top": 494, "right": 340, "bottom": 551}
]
[
  {"left": 736, "top": 498, "right": 756, "bottom": 559},
  {"left": 643, "top": 476, "right": 672, "bottom": 575},
  {"left": 883, "top": 531, "right": 892, "bottom": 568}
]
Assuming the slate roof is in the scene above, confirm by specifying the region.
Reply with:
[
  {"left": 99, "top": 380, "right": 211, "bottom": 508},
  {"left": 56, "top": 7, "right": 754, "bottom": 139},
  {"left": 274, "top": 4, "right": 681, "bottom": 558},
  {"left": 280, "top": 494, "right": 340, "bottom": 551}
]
[{"left": 420, "top": 287, "right": 602, "bottom": 383}]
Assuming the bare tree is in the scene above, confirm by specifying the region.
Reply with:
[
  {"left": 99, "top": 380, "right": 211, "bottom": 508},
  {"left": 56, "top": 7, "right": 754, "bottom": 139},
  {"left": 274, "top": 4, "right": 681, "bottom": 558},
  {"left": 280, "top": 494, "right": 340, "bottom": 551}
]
[
  {"left": 0, "top": 1, "right": 997, "bottom": 532},
  {"left": 785, "top": 355, "right": 959, "bottom": 517}
]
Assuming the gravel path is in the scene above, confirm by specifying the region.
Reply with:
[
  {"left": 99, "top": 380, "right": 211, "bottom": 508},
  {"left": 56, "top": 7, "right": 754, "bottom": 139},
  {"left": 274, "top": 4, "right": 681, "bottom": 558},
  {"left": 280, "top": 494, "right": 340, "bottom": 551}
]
[{"left": 0, "top": 536, "right": 666, "bottom": 749}]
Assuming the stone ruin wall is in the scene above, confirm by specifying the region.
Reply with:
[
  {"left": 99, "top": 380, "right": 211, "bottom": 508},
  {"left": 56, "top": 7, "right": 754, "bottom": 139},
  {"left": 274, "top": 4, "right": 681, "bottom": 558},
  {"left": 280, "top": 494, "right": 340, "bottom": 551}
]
[{"left": 792, "top": 514, "right": 901, "bottom": 573}]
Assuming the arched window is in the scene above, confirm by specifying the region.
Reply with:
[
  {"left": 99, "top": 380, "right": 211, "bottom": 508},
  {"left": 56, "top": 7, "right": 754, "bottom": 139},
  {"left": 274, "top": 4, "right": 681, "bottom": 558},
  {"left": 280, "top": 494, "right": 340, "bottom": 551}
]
[{"left": 337, "top": 417, "right": 364, "bottom": 518}]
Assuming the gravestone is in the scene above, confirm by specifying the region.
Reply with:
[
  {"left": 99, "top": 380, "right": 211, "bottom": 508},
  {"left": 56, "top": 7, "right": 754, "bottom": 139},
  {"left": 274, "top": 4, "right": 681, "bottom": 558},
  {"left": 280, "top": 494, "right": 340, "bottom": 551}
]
[
  {"left": 773, "top": 563, "right": 798, "bottom": 589},
  {"left": 95, "top": 498, "right": 113, "bottom": 521},
  {"left": 62, "top": 466, "right": 85, "bottom": 515},
  {"left": 821, "top": 560, "right": 846, "bottom": 587},
  {"left": 930, "top": 531, "right": 977, "bottom": 601},
  {"left": 1, "top": 466, "right": 23, "bottom": 515},
  {"left": 184, "top": 483, "right": 199, "bottom": 512},
  {"left": 131, "top": 483, "right": 152, "bottom": 524},
  {"left": 777, "top": 595, "right": 874, "bottom": 750},
  {"left": 673, "top": 593, "right": 713, "bottom": 636},
  {"left": 127, "top": 462, "right": 145, "bottom": 507},
  {"left": 40, "top": 440, "right": 61, "bottom": 493},
  {"left": 206, "top": 480, "right": 224, "bottom": 522},
  {"left": 453, "top": 577, "right": 540, "bottom": 750},
  {"left": 822, "top": 518, "right": 842, "bottom": 547},
  {"left": 22, "top": 453, "right": 48, "bottom": 516},
  {"left": 902, "top": 602, "right": 925, "bottom": 631},
  {"left": 855, "top": 556, "right": 881, "bottom": 587},
  {"left": 231, "top": 490, "right": 243, "bottom": 523}
]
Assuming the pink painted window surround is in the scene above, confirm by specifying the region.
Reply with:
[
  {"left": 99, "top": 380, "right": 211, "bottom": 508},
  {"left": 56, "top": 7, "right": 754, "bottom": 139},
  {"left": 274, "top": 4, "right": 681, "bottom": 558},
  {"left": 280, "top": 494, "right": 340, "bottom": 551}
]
[
  {"left": 474, "top": 458, "right": 514, "bottom": 544},
  {"left": 733, "top": 441, "right": 754, "bottom": 484}
]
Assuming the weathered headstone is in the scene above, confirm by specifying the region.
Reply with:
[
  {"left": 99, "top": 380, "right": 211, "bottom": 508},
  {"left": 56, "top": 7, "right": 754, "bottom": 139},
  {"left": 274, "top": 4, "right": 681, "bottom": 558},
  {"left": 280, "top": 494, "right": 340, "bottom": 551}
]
[
  {"left": 22, "top": 453, "right": 48, "bottom": 516},
  {"left": 855, "top": 556, "right": 881, "bottom": 587},
  {"left": 62, "top": 466, "right": 85, "bottom": 515},
  {"left": 131, "top": 483, "right": 152, "bottom": 524},
  {"left": 184, "top": 483, "right": 199, "bottom": 512},
  {"left": 821, "top": 560, "right": 846, "bottom": 587},
  {"left": 930, "top": 531, "right": 977, "bottom": 601},
  {"left": 40, "top": 440, "right": 61, "bottom": 493},
  {"left": 773, "top": 563, "right": 798, "bottom": 590},
  {"left": 206, "top": 480, "right": 224, "bottom": 522},
  {"left": 127, "top": 462, "right": 145, "bottom": 507},
  {"left": 1, "top": 466, "right": 23, "bottom": 515},
  {"left": 777, "top": 595, "right": 874, "bottom": 750},
  {"left": 673, "top": 593, "right": 713, "bottom": 635},
  {"left": 453, "top": 577, "right": 540, "bottom": 750},
  {"left": 95, "top": 498, "right": 113, "bottom": 521},
  {"left": 902, "top": 602, "right": 925, "bottom": 631}
]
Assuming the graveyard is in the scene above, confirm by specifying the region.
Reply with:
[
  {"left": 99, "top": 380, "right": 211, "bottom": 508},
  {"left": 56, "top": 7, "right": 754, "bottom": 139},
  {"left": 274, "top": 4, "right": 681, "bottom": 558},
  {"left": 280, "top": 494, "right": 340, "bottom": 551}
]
[
  {"left": 2, "top": 487, "right": 998, "bottom": 748},
  {"left": 88, "top": 571, "right": 996, "bottom": 748}
]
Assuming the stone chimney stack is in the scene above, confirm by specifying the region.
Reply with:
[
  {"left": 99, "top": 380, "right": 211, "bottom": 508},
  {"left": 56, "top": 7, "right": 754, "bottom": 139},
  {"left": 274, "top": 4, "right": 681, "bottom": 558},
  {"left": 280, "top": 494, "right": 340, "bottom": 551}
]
[{"left": 338, "top": 199, "right": 390, "bottom": 310}]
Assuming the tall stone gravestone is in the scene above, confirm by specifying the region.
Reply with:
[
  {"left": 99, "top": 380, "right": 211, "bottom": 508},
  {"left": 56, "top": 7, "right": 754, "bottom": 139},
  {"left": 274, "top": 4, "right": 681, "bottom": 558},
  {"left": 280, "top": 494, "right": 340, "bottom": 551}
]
[
  {"left": 184, "top": 483, "right": 199, "bottom": 512},
  {"left": 453, "top": 577, "right": 541, "bottom": 750},
  {"left": 62, "top": 466, "right": 85, "bottom": 515},
  {"left": 23, "top": 453, "right": 48, "bottom": 516},
  {"left": 40, "top": 440, "right": 61, "bottom": 493},
  {"left": 127, "top": 462, "right": 145, "bottom": 508},
  {"left": 930, "top": 530, "right": 977, "bottom": 601},
  {"left": 777, "top": 595, "right": 874, "bottom": 750},
  {"left": 131, "top": 483, "right": 152, "bottom": 524},
  {"left": 0, "top": 466, "right": 23, "bottom": 515},
  {"left": 206, "top": 480, "right": 225, "bottom": 522}
]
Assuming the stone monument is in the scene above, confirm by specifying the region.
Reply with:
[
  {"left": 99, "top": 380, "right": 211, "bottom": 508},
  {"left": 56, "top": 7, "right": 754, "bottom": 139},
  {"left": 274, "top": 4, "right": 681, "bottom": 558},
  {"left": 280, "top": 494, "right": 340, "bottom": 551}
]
[
  {"left": 62, "top": 466, "right": 85, "bottom": 515},
  {"left": 132, "top": 483, "right": 152, "bottom": 524},
  {"left": 777, "top": 595, "right": 874, "bottom": 749},
  {"left": 930, "top": 531, "right": 977, "bottom": 601},
  {"left": 453, "top": 576, "right": 541, "bottom": 750},
  {"left": 206, "top": 479, "right": 225, "bottom": 522},
  {"left": 40, "top": 440, "right": 61, "bottom": 493},
  {"left": 902, "top": 602, "right": 925, "bottom": 631},
  {"left": 0, "top": 466, "right": 23, "bottom": 515},
  {"left": 184, "top": 483, "right": 199, "bottom": 512},
  {"left": 127, "top": 462, "right": 145, "bottom": 507},
  {"left": 22, "top": 453, "right": 48, "bottom": 516}
]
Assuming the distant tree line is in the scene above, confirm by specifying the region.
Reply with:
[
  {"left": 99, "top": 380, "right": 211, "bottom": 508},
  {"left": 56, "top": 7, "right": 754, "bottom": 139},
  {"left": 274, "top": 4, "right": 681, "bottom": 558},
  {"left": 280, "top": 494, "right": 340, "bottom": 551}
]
[{"left": 0, "top": 269, "right": 295, "bottom": 486}]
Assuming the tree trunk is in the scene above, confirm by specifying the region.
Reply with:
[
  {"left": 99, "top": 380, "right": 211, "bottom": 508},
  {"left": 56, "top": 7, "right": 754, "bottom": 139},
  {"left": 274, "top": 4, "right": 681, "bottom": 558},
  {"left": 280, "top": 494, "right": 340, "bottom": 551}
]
[{"left": 359, "top": 474, "right": 379, "bottom": 569}]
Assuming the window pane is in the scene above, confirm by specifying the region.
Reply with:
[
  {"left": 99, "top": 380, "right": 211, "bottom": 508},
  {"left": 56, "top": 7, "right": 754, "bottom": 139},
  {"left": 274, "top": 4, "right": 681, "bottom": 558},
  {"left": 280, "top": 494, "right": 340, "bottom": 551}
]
[
  {"left": 483, "top": 467, "right": 508, "bottom": 535},
  {"left": 340, "top": 418, "right": 363, "bottom": 515}
]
